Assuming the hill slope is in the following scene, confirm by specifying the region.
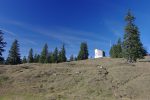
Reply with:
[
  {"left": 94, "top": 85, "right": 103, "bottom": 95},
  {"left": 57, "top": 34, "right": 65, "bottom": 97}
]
[{"left": 0, "top": 58, "right": 150, "bottom": 100}]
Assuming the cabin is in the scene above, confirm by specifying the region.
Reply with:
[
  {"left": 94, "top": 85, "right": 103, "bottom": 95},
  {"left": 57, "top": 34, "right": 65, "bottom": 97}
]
[{"left": 94, "top": 49, "right": 105, "bottom": 58}]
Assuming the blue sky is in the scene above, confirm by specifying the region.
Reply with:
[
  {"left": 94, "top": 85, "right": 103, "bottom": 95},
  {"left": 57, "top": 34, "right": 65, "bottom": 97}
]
[{"left": 0, "top": 0, "right": 150, "bottom": 59}]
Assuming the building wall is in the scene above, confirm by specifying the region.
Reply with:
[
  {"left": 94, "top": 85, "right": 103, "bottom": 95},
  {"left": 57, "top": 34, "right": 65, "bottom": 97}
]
[{"left": 95, "top": 49, "right": 104, "bottom": 58}]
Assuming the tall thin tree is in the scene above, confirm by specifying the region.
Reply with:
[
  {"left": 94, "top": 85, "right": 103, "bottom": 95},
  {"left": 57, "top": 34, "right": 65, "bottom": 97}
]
[
  {"left": 70, "top": 54, "right": 74, "bottom": 61},
  {"left": 53, "top": 47, "right": 58, "bottom": 63},
  {"left": 28, "top": 48, "right": 34, "bottom": 63},
  {"left": 22, "top": 56, "right": 27, "bottom": 63},
  {"left": 34, "top": 54, "right": 40, "bottom": 63},
  {"left": 0, "top": 30, "right": 6, "bottom": 63},
  {"left": 58, "top": 44, "right": 67, "bottom": 62},
  {"left": 40, "top": 43, "right": 48, "bottom": 63}
]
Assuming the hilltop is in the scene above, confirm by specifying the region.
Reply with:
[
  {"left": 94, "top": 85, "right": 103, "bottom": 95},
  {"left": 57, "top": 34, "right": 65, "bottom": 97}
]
[{"left": 0, "top": 57, "right": 150, "bottom": 100}]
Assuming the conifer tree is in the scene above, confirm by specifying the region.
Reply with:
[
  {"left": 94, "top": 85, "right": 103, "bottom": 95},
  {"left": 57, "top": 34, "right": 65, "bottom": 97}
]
[
  {"left": 110, "top": 38, "right": 122, "bottom": 58},
  {"left": 61, "top": 44, "right": 67, "bottom": 62},
  {"left": 70, "top": 54, "right": 74, "bottom": 61},
  {"left": 77, "top": 42, "right": 89, "bottom": 60},
  {"left": 0, "top": 30, "right": 6, "bottom": 63},
  {"left": 6, "top": 39, "right": 21, "bottom": 65},
  {"left": 40, "top": 43, "right": 48, "bottom": 63},
  {"left": 22, "top": 56, "right": 27, "bottom": 63},
  {"left": 117, "top": 38, "right": 122, "bottom": 58},
  {"left": 28, "top": 48, "right": 34, "bottom": 63},
  {"left": 49, "top": 52, "right": 53, "bottom": 63},
  {"left": 45, "top": 53, "right": 51, "bottom": 63},
  {"left": 53, "top": 47, "right": 58, "bottom": 63},
  {"left": 58, "top": 50, "right": 62, "bottom": 63},
  {"left": 58, "top": 44, "right": 67, "bottom": 62},
  {"left": 34, "top": 54, "right": 40, "bottom": 63},
  {"left": 123, "top": 10, "right": 146, "bottom": 62},
  {"left": 74, "top": 56, "right": 77, "bottom": 61}
]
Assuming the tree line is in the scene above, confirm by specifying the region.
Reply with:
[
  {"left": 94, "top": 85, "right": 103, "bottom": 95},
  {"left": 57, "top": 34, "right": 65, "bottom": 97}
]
[
  {"left": 0, "top": 10, "right": 148, "bottom": 64},
  {"left": 110, "top": 10, "right": 147, "bottom": 62},
  {"left": 0, "top": 32, "right": 89, "bottom": 65}
]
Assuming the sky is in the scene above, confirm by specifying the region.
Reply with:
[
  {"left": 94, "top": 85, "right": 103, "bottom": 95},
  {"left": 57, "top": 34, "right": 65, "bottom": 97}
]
[{"left": 0, "top": 0, "right": 150, "bottom": 59}]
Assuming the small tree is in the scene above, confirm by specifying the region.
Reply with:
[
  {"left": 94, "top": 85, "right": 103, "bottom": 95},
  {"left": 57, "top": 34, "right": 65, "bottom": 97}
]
[
  {"left": 6, "top": 39, "right": 21, "bottom": 65},
  {"left": 74, "top": 56, "right": 77, "bottom": 61},
  {"left": 58, "top": 44, "right": 67, "bottom": 62},
  {"left": 110, "top": 38, "right": 122, "bottom": 58},
  {"left": 70, "top": 54, "right": 74, "bottom": 61},
  {"left": 61, "top": 44, "right": 67, "bottom": 62},
  {"left": 78, "top": 42, "right": 89, "bottom": 60},
  {"left": 53, "top": 47, "right": 58, "bottom": 63},
  {"left": 40, "top": 43, "right": 48, "bottom": 63},
  {"left": 45, "top": 53, "right": 51, "bottom": 63},
  {"left": 22, "top": 56, "right": 27, "bottom": 63},
  {"left": 28, "top": 48, "right": 34, "bottom": 63},
  {"left": 58, "top": 50, "right": 62, "bottom": 63},
  {"left": 34, "top": 54, "right": 40, "bottom": 63},
  {"left": 0, "top": 30, "right": 6, "bottom": 63},
  {"left": 49, "top": 52, "right": 53, "bottom": 63}
]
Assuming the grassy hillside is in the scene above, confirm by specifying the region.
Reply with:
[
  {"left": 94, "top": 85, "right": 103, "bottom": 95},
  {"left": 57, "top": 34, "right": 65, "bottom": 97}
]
[{"left": 0, "top": 57, "right": 150, "bottom": 100}]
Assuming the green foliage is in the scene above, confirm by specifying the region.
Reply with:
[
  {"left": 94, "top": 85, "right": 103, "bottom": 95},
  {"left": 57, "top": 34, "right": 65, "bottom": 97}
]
[
  {"left": 70, "top": 54, "right": 74, "bottom": 61},
  {"left": 74, "top": 57, "right": 77, "bottom": 61},
  {"left": 28, "top": 48, "right": 34, "bottom": 63},
  {"left": 45, "top": 53, "right": 51, "bottom": 63},
  {"left": 110, "top": 38, "right": 122, "bottom": 58},
  {"left": 22, "top": 56, "right": 27, "bottom": 63},
  {"left": 0, "top": 75, "right": 9, "bottom": 85},
  {"left": 34, "top": 54, "right": 40, "bottom": 63},
  {"left": 53, "top": 47, "right": 58, "bottom": 63},
  {"left": 123, "top": 10, "right": 147, "bottom": 62},
  {"left": 58, "top": 44, "right": 67, "bottom": 62},
  {"left": 6, "top": 39, "right": 21, "bottom": 65},
  {"left": 0, "top": 30, "right": 6, "bottom": 63},
  {"left": 40, "top": 43, "right": 48, "bottom": 63},
  {"left": 78, "top": 42, "right": 89, "bottom": 60},
  {"left": 48, "top": 52, "right": 53, "bottom": 63}
]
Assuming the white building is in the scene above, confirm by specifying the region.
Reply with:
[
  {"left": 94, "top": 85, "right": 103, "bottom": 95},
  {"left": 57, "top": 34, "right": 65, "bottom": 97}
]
[{"left": 95, "top": 49, "right": 105, "bottom": 58}]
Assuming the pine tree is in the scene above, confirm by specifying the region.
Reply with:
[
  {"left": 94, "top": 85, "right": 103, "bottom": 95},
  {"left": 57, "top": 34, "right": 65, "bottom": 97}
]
[
  {"left": 61, "top": 44, "right": 67, "bottom": 62},
  {"left": 40, "top": 43, "right": 48, "bottom": 63},
  {"left": 45, "top": 53, "right": 51, "bottom": 63},
  {"left": 117, "top": 38, "right": 122, "bottom": 58},
  {"left": 22, "top": 56, "right": 27, "bottom": 63},
  {"left": 77, "top": 42, "right": 89, "bottom": 60},
  {"left": 110, "top": 38, "right": 122, "bottom": 58},
  {"left": 58, "top": 50, "right": 62, "bottom": 63},
  {"left": 0, "top": 30, "right": 6, "bottom": 63},
  {"left": 74, "top": 56, "right": 77, "bottom": 61},
  {"left": 6, "top": 39, "right": 21, "bottom": 65},
  {"left": 123, "top": 10, "right": 146, "bottom": 62},
  {"left": 34, "top": 54, "right": 40, "bottom": 63},
  {"left": 70, "top": 54, "right": 74, "bottom": 61},
  {"left": 49, "top": 52, "right": 53, "bottom": 63},
  {"left": 58, "top": 44, "right": 67, "bottom": 62},
  {"left": 53, "top": 47, "right": 58, "bottom": 63},
  {"left": 28, "top": 48, "right": 34, "bottom": 63},
  {"left": 110, "top": 44, "right": 117, "bottom": 58}
]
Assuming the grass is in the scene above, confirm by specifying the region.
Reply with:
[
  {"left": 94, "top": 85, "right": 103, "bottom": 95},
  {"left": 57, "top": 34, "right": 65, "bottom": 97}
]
[
  {"left": 0, "top": 57, "right": 150, "bottom": 100},
  {"left": 0, "top": 75, "right": 9, "bottom": 85},
  {"left": 0, "top": 94, "right": 44, "bottom": 100}
]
